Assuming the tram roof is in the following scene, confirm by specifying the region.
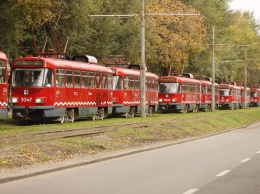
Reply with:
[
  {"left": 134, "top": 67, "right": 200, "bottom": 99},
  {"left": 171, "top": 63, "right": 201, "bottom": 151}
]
[
  {"left": 13, "top": 56, "right": 113, "bottom": 73},
  {"left": 0, "top": 51, "right": 7, "bottom": 60},
  {"left": 110, "top": 67, "right": 158, "bottom": 79},
  {"left": 219, "top": 83, "right": 241, "bottom": 89},
  {"left": 159, "top": 75, "right": 201, "bottom": 84}
]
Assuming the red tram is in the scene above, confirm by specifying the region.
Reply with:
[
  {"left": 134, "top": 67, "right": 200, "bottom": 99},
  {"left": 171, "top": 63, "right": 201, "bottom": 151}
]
[
  {"left": 249, "top": 87, "right": 260, "bottom": 107},
  {"left": 200, "top": 78, "right": 219, "bottom": 111},
  {"left": 10, "top": 55, "right": 113, "bottom": 122},
  {"left": 0, "top": 51, "right": 9, "bottom": 119},
  {"left": 219, "top": 83, "right": 242, "bottom": 109},
  {"left": 239, "top": 86, "right": 250, "bottom": 108},
  {"left": 158, "top": 74, "right": 201, "bottom": 113},
  {"left": 102, "top": 55, "right": 158, "bottom": 117}
]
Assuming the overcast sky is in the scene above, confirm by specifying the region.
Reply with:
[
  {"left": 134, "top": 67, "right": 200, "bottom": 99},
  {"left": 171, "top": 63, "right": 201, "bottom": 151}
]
[{"left": 228, "top": 0, "right": 260, "bottom": 20}]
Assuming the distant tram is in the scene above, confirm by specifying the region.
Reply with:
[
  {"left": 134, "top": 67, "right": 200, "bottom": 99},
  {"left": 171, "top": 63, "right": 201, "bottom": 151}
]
[
  {"left": 249, "top": 87, "right": 260, "bottom": 107},
  {"left": 239, "top": 86, "right": 250, "bottom": 108},
  {"left": 102, "top": 55, "right": 158, "bottom": 117},
  {"left": 0, "top": 51, "right": 9, "bottom": 119},
  {"left": 200, "top": 78, "right": 219, "bottom": 111},
  {"left": 158, "top": 74, "right": 201, "bottom": 113},
  {"left": 10, "top": 55, "right": 113, "bottom": 122},
  {"left": 219, "top": 83, "right": 242, "bottom": 109}
]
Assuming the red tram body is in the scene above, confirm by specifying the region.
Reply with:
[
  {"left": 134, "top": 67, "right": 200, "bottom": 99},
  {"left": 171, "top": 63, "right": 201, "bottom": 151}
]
[
  {"left": 10, "top": 55, "right": 113, "bottom": 122},
  {"left": 239, "top": 86, "right": 250, "bottom": 108},
  {"left": 219, "top": 83, "right": 242, "bottom": 109},
  {"left": 249, "top": 87, "right": 260, "bottom": 107},
  {"left": 110, "top": 67, "right": 158, "bottom": 117},
  {"left": 158, "top": 74, "right": 201, "bottom": 113},
  {"left": 0, "top": 51, "right": 9, "bottom": 119},
  {"left": 200, "top": 79, "right": 219, "bottom": 111}
]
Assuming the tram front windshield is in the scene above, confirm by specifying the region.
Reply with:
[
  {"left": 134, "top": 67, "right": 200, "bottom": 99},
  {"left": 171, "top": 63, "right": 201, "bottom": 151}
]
[
  {"left": 219, "top": 89, "right": 230, "bottom": 96},
  {"left": 159, "top": 83, "right": 180, "bottom": 93},
  {"left": 12, "top": 68, "right": 54, "bottom": 87},
  {"left": 250, "top": 91, "right": 258, "bottom": 97}
]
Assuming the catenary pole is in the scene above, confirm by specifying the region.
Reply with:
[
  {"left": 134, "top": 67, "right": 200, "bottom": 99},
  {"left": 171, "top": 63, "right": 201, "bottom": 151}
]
[
  {"left": 211, "top": 27, "right": 215, "bottom": 111},
  {"left": 140, "top": 0, "right": 146, "bottom": 118}
]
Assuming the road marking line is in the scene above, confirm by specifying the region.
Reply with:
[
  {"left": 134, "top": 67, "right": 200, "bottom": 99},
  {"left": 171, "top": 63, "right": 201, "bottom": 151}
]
[
  {"left": 240, "top": 158, "right": 250, "bottom": 163},
  {"left": 182, "top": 189, "right": 199, "bottom": 194},
  {"left": 257, "top": 150, "right": 260, "bottom": 154},
  {"left": 216, "top": 170, "right": 230, "bottom": 177}
]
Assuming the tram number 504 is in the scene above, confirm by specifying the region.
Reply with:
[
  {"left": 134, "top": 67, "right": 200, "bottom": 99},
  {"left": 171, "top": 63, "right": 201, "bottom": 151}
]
[{"left": 21, "top": 97, "right": 32, "bottom": 102}]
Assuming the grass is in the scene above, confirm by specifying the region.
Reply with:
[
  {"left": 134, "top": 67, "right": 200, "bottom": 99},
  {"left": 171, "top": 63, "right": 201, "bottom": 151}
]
[{"left": 1, "top": 108, "right": 260, "bottom": 170}]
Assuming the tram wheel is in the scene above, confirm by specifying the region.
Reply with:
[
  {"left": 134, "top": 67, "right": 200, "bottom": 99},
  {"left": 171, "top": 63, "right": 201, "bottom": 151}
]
[
  {"left": 66, "top": 109, "right": 75, "bottom": 122},
  {"left": 182, "top": 105, "right": 188, "bottom": 113}
]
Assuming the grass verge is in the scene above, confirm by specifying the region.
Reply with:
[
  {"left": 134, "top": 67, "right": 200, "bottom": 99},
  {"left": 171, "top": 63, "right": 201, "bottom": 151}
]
[{"left": 0, "top": 108, "right": 260, "bottom": 170}]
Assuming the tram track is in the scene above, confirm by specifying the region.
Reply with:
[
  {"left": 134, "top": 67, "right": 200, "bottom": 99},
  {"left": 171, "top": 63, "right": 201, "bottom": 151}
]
[{"left": 0, "top": 122, "right": 143, "bottom": 146}]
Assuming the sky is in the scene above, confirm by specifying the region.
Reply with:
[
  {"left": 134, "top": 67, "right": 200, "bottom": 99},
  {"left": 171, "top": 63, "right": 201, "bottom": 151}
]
[{"left": 228, "top": 0, "right": 260, "bottom": 21}]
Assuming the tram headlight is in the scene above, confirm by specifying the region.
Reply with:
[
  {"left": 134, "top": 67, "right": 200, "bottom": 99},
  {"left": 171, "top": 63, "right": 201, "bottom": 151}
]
[
  {"left": 11, "top": 97, "right": 18, "bottom": 103},
  {"left": 159, "top": 98, "right": 163, "bottom": 102},
  {"left": 226, "top": 99, "right": 229, "bottom": 102},
  {"left": 35, "top": 98, "right": 44, "bottom": 104},
  {"left": 172, "top": 98, "right": 177, "bottom": 102}
]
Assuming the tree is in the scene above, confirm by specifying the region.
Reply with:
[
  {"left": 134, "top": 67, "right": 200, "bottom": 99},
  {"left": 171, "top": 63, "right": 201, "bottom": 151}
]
[{"left": 146, "top": 0, "right": 207, "bottom": 74}]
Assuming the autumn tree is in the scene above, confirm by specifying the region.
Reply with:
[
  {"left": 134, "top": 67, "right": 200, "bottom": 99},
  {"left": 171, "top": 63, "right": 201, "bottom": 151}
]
[{"left": 146, "top": 0, "right": 207, "bottom": 75}]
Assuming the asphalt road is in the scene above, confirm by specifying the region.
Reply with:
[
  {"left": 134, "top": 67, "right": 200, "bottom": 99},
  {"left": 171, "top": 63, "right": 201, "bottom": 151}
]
[{"left": 1, "top": 122, "right": 260, "bottom": 194}]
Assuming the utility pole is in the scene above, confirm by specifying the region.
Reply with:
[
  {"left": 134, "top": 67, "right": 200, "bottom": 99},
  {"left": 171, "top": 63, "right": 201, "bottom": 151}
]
[
  {"left": 211, "top": 27, "right": 215, "bottom": 111},
  {"left": 244, "top": 48, "right": 248, "bottom": 109},
  {"left": 140, "top": 0, "right": 146, "bottom": 118}
]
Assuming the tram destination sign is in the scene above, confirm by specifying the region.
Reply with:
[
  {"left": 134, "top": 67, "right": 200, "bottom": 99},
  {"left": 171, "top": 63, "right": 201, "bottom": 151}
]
[{"left": 15, "top": 60, "right": 43, "bottom": 66}]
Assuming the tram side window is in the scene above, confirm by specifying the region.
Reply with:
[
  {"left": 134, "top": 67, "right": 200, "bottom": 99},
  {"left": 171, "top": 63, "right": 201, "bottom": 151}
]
[
  {"left": 108, "top": 74, "right": 113, "bottom": 90},
  {"left": 130, "top": 76, "right": 135, "bottom": 90},
  {"left": 102, "top": 74, "right": 107, "bottom": 88},
  {"left": 89, "top": 72, "right": 95, "bottom": 88},
  {"left": 65, "top": 70, "right": 73, "bottom": 88},
  {"left": 0, "top": 61, "right": 6, "bottom": 83},
  {"left": 113, "top": 76, "right": 123, "bottom": 90},
  {"left": 74, "top": 70, "right": 80, "bottom": 88},
  {"left": 96, "top": 73, "right": 101, "bottom": 88},
  {"left": 124, "top": 76, "right": 129, "bottom": 90},
  {"left": 135, "top": 77, "right": 140, "bottom": 90},
  {"left": 154, "top": 79, "right": 159, "bottom": 91},
  {"left": 56, "top": 69, "right": 64, "bottom": 87},
  {"left": 82, "top": 71, "right": 88, "bottom": 87}
]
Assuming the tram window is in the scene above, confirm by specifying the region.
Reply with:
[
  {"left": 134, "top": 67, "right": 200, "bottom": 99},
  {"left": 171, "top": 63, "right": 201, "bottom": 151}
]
[
  {"left": 0, "top": 61, "right": 6, "bottom": 83},
  {"left": 102, "top": 74, "right": 107, "bottom": 88},
  {"left": 82, "top": 71, "right": 88, "bottom": 87},
  {"left": 96, "top": 73, "right": 101, "bottom": 88},
  {"left": 159, "top": 83, "right": 179, "bottom": 93},
  {"left": 135, "top": 77, "right": 140, "bottom": 90},
  {"left": 113, "top": 76, "right": 123, "bottom": 90},
  {"left": 89, "top": 72, "right": 95, "bottom": 88},
  {"left": 146, "top": 78, "right": 150, "bottom": 91},
  {"left": 43, "top": 69, "right": 54, "bottom": 87},
  {"left": 124, "top": 76, "right": 129, "bottom": 90},
  {"left": 65, "top": 70, "right": 73, "bottom": 88},
  {"left": 74, "top": 70, "right": 80, "bottom": 88},
  {"left": 108, "top": 74, "right": 113, "bottom": 89},
  {"left": 219, "top": 89, "right": 229, "bottom": 96},
  {"left": 130, "top": 76, "right": 135, "bottom": 90},
  {"left": 154, "top": 79, "right": 158, "bottom": 91},
  {"left": 56, "top": 69, "right": 64, "bottom": 87},
  {"left": 251, "top": 92, "right": 258, "bottom": 97}
]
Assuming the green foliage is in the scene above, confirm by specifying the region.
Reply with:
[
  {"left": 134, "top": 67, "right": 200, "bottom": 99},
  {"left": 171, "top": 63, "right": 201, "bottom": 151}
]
[{"left": 0, "top": 0, "right": 260, "bottom": 83}]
